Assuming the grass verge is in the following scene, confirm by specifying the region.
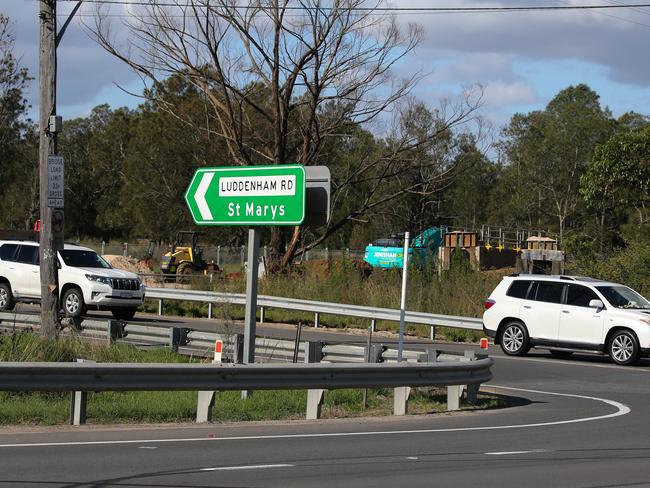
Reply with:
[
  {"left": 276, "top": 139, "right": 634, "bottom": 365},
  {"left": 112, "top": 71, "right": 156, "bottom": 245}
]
[{"left": 141, "top": 260, "right": 509, "bottom": 343}]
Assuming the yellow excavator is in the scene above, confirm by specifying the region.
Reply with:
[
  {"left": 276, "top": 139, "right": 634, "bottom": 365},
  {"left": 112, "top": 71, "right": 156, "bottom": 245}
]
[{"left": 160, "top": 231, "right": 219, "bottom": 281}]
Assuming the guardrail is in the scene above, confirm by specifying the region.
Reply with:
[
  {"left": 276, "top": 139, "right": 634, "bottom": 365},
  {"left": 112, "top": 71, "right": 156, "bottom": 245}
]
[
  {"left": 144, "top": 287, "right": 484, "bottom": 336},
  {"left": 0, "top": 357, "right": 493, "bottom": 424},
  {"left": 0, "top": 310, "right": 491, "bottom": 424},
  {"left": 0, "top": 312, "right": 464, "bottom": 364}
]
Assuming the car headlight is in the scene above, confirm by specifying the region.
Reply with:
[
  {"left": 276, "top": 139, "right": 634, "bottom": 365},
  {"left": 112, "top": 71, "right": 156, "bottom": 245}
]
[{"left": 85, "top": 274, "right": 113, "bottom": 286}]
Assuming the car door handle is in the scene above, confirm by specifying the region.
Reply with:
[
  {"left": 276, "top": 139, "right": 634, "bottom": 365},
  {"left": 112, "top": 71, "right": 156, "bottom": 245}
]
[
  {"left": 562, "top": 310, "right": 570, "bottom": 314},
  {"left": 523, "top": 305, "right": 532, "bottom": 309}
]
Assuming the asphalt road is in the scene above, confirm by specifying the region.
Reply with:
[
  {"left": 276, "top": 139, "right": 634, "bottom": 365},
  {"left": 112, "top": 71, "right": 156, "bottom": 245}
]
[{"left": 3, "top": 308, "right": 650, "bottom": 487}]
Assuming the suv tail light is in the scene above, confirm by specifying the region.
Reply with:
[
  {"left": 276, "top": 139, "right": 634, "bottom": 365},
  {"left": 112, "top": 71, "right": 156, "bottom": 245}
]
[{"left": 484, "top": 299, "right": 496, "bottom": 310}]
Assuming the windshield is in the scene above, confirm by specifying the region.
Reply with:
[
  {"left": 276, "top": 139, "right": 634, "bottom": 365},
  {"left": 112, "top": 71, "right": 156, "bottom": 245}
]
[
  {"left": 59, "top": 250, "right": 112, "bottom": 269},
  {"left": 596, "top": 286, "right": 650, "bottom": 310}
]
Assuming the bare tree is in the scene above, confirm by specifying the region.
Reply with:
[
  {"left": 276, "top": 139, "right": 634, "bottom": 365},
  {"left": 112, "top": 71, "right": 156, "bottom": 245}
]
[{"left": 90, "top": 1, "right": 481, "bottom": 267}]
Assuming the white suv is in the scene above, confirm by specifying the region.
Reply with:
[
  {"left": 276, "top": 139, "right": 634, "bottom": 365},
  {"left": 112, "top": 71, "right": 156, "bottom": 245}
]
[
  {"left": 0, "top": 240, "right": 145, "bottom": 320},
  {"left": 483, "top": 275, "right": 650, "bottom": 365}
]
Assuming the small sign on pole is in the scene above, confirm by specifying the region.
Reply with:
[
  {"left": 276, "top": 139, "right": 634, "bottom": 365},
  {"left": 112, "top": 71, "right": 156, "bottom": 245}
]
[{"left": 47, "top": 155, "right": 64, "bottom": 208}]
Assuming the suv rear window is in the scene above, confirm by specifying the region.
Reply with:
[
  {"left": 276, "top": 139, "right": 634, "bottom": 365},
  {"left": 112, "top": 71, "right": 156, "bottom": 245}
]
[
  {"left": 507, "top": 280, "right": 532, "bottom": 299},
  {"left": 0, "top": 244, "right": 18, "bottom": 261},
  {"left": 534, "top": 281, "right": 564, "bottom": 304}
]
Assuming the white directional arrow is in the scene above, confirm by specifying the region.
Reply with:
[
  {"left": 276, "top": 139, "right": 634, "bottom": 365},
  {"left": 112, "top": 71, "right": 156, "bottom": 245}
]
[{"left": 195, "top": 172, "right": 215, "bottom": 221}]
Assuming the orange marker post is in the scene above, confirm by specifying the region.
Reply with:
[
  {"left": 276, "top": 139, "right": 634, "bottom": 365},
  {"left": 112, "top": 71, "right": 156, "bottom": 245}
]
[{"left": 213, "top": 340, "right": 223, "bottom": 364}]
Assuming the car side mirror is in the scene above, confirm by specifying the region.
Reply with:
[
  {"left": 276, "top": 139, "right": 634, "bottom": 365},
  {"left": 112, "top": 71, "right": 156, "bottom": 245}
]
[{"left": 589, "top": 299, "right": 604, "bottom": 311}]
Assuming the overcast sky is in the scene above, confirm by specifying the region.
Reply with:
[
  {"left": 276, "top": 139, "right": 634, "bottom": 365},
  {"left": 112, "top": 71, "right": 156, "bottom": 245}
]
[{"left": 5, "top": 0, "right": 650, "bottom": 137}]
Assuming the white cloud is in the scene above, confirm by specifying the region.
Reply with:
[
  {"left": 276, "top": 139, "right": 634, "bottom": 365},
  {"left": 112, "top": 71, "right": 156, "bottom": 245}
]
[{"left": 482, "top": 81, "right": 538, "bottom": 107}]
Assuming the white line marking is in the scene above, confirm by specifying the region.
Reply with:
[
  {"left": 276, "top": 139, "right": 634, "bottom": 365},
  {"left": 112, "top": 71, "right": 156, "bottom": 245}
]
[
  {"left": 406, "top": 456, "right": 419, "bottom": 460},
  {"left": 195, "top": 172, "right": 214, "bottom": 220},
  {"left": 138, "top": 446, "right": 158, "bottom": 449},
  {"left": 485, "top": 450, "right": 549, "bottom": 455},
  {"left": 0, "top": 386, "right": 629, "bottom": 449},
  {"left": 201, "top": 464, "right": 294, "bottom": 471}
]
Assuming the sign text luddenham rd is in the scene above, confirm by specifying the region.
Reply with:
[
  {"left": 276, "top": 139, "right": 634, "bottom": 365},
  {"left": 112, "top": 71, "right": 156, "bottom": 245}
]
[{"left": 185, "top": 165, "right": 306, "bottom": 225}]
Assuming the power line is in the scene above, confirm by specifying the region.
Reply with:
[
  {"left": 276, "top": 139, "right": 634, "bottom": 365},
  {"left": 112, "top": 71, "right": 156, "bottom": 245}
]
[{"left": 56, "top": 0, "right": 650, "bottom": 12}]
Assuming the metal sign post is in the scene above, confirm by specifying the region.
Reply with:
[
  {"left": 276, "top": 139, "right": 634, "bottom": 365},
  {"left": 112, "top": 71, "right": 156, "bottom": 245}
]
[
  {"left": 185, "top": 164, "right": 311, "bottom": 376},
  {"left": 397, "top": 232, "right": 410, "bottom": 362},
  {"left": 243, "top": 228, "right": 260, "bottom": 365}
]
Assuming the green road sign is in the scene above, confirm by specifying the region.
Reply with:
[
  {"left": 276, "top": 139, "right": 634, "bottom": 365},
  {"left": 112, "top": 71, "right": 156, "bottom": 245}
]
[{"left": 185, "top": 165, "right": 306, "bottom": 226}]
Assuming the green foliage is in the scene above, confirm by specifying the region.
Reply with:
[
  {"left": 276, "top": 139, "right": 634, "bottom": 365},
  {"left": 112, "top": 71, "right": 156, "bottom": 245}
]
[
  {"left": 580, "top": 127, "right": 650, "bottom": 249},
  {"left": 253, "top": 260, "right": 505, "bottom": 339},
  {"left": 0, "top": 15, "right": 36, "bottom": 229},
  {"left": 567, "top": 241, "right": 650, "bottom": 298},
  {"left": 0, "top": 332, "right": 189, "bottom": 363},
  {"left": 492, "top": 84, "right": 616, "bottom": 241}
]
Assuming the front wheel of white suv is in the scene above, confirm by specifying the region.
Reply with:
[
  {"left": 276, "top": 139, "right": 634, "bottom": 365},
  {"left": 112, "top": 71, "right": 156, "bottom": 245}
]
[
  {"left": 499, "top": 321, "right": 530, "bottom": 356},
  {"left": 608, "top": 330, "right": 640, "bottom": 366},
  {"left": 0, "top": 283, "right": 15, "bottom": 311},
  {"left": 62, "top": 287, "right": 87, "bottom": 318}
]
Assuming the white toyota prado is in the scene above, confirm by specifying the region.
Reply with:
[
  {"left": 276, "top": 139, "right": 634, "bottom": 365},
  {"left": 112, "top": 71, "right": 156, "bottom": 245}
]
[
  {"left": 0, "top": 240, "right": 145, "bottom": 320},
  {"left": 483, "top": 275, "right": 650, "bottom": 365}
]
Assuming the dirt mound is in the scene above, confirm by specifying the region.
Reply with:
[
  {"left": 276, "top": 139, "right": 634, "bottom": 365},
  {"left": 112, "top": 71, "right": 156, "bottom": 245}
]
[{"left": 102, "top": 255, "right": 161, "bottom": 286}]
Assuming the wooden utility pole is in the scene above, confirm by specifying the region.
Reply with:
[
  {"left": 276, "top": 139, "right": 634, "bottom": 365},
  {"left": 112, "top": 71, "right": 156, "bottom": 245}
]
[{"left": 39, "top": 0, "right": 63, "bottom": 338}]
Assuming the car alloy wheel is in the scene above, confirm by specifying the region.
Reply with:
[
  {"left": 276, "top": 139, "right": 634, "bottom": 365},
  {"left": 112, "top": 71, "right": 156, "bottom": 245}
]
[
  {"left": 0, "top": 288, "right": 7, "bottom": 308},
  {"left": 611, "top": 332, "right": 636, "bottom": 364},
  {"left": 65, "top": 292, "right": 81, "bottom": 315},
  {"left": 502, "top": 324, "right": 524, "bottom": 354}
]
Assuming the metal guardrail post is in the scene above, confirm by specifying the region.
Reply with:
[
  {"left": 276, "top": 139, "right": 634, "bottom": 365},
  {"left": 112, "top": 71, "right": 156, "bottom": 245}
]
[
  {"left": 169, "top": 327, "right": 189, "bottom": 352},
  {"left": 371, "top": 319, "right": 376, "bottom": 333},
  {"left": 260, "top": 306, "right": 265, "bottom": 324},
  {"left": 314, "top": 312, "right": 320, "bottom": 329},
  {"left": 393, "top": 386, "right": 411, "bottom": 416},
  {"left": 306, "top": 389, "right": 324, "bottom": 420},
  {"left": 208, "top": 303, "right": 213, "bottom": 319},
  {"left": 371, "top": 344, "right": 385, "bottom": 363},
  {"left": 158, "top": 299, "right": 163, "bottom": 316},
  {"left": 447, "top": 385, "right": 462, "bottom": 411},
  {"left": 70, "top": 390, "right": 87, "bottom": 425},
  {"left": 464, "top": 351, "right": 480, "bottom": 404},
  {"left": 234, "top": 334, "right": 245, "bottom": 364},
  {"left": 196, "top": 390, "right": 215, "bottom": 423},
  {"left": 306, "top": 340, "right": 325, "bottom": 419},
  {"left": 418, "top": 348, "right": 437, "bottom": 363},
  {"left": 107, "top": 320, "right": 126, "bottom": 344},
  {"left": 70, "top": 359, "right": 92, "bottom": 426},
  {"left": 303, "top": 341, "right": 322, "bottom": 364}
]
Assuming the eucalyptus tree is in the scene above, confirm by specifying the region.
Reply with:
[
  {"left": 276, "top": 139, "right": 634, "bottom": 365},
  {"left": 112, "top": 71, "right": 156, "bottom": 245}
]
[
  {"left": 495, "top": 84, "right": 615, "bottom": 242},
  {"left": 0, "top": 14, "right": 35, "bottom": 229},
  {"left": 89, "top": 1, "right": 481, "bottom": 268}
]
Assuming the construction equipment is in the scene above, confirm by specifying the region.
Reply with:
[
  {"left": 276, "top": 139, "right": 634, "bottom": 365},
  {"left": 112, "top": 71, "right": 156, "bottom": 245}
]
[
  {"left": 363, "top": 227, "right": 447, "bottom": 269},
  {"left": 160, "top": 231, "right": 219, "bottom": 281}
]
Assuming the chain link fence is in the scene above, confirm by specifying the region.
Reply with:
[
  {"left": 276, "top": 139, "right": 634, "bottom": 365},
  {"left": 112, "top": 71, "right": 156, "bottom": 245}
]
[{"left": 88, "top": 241, "right": 365, "bottom": 267}]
